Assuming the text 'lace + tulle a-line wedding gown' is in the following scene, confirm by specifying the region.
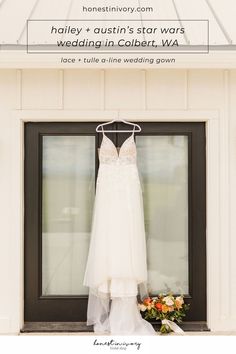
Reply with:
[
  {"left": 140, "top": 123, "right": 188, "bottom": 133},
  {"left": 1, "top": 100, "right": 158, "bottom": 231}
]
[{"left": 83, "top": 128, "right": 155, "bottom": 335}]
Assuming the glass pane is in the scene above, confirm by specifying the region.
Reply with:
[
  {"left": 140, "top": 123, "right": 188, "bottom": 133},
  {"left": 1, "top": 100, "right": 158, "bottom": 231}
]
[
  {"left": 136, "top": 136, "right": 188, "bottom": 294},
  {"left": 42, "top": 136, "right": 95, "bottom": 295}
]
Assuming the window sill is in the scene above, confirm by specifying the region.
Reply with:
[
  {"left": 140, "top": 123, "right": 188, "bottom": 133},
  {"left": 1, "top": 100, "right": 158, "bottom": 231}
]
[{"left": 21, "top": 321, "right": 209, "bottom": 333}]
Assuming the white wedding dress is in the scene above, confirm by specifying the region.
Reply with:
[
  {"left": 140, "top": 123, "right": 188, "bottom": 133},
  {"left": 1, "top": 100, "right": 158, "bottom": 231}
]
[{"left": 83, "top": 128, "right": 155, "bottom": 335}]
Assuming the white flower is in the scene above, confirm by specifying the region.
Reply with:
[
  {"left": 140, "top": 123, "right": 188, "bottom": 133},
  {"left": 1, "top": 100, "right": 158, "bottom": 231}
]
[
  {"left": 138, "top": 304, "right": 147, "bottom": 312},
  {"left": 163, "top": 296, "right": 174, "bottom": 306}
]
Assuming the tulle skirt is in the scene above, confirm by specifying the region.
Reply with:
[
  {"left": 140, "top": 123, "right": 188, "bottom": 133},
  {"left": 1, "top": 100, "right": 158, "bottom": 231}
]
[{"left": 83, "top": 162, "right": 155, "bottom": 335}]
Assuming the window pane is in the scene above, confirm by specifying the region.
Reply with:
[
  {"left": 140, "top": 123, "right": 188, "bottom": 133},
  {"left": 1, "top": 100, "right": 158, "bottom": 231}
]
[
  {"left": 136, "top": 136, "right": 189, "bottom": 294},
  {"left": 42, "top": 136, "right": 95, "bottom": 295}
]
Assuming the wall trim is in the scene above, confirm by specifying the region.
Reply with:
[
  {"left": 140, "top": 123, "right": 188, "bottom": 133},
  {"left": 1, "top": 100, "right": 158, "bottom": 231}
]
[
  {"left": 12, "top": 109, "right": 219, "bottom": 121},
  {"left": 0, "top": 317, "right": 11, "bottom": 334}
]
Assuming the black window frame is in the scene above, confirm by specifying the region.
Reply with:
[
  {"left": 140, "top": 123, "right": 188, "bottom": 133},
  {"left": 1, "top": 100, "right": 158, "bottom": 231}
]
[{"left": 23, "top": 122, "right": 207, "bottom": 331}]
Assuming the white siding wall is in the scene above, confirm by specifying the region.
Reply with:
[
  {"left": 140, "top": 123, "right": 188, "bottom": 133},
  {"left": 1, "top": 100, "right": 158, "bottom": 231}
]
[{"left": 0, "top": 68, "right": 236, "bottom": 333}]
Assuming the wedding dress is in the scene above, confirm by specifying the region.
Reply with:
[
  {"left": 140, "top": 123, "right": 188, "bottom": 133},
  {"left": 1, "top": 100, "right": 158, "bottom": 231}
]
[{"left": 83, "top": 127, "right": 155, "bottom": 335}]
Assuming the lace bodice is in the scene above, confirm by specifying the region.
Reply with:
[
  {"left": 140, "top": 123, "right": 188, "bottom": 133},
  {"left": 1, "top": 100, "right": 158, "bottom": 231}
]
[{"left": 99, "top": 132, "right": 137, "bottom": 165}]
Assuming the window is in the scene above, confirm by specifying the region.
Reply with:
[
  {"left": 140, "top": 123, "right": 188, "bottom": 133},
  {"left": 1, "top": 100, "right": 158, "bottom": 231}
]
[{"left": 24, "top": 122, "right": 206, "bottom": 330}]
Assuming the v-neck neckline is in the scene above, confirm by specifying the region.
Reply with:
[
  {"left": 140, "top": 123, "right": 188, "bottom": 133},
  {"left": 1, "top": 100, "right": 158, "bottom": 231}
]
[{"left": 101, "top": 133, "right": 135, "bottom": 158}]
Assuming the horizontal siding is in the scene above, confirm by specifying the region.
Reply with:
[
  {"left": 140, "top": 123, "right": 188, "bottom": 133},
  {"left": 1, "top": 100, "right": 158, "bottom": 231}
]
[
  {"left": 21, "top": 69, "right": 62, "bottom": 109},
  {"left": 188, "top": 70, "right": 225, "bottom": 109},
  {"left": 104, "top": 69, "right": 144, "bottom": 110},
  {"left": 146, "top": 69, "right": 187, "bottom": 109},
  {"left": 63, "top": 70, "right": 103, "bottom": 110}
]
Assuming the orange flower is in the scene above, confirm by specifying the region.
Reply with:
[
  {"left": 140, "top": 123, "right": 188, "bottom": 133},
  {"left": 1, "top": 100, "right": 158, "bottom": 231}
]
[
  {"left": 168, "top": 306, "right": 174, "bottom": 312},
  {"left": 162, "top": 304, "right": 169, "bottom": 313},
  {"left": 175, "top": 300, "right": 183, "bottom": 310},
  {"left": 143, "top": 297, "right": 152, "bottom": 305},
  {"left": 155, "top": 302, "right": 162, "bottom": 311}
]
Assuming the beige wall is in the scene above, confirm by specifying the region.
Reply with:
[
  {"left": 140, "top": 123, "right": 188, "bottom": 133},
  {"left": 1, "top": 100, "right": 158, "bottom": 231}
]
[{"left": 0, "top": 68, "right": 236, "bottom": 333}]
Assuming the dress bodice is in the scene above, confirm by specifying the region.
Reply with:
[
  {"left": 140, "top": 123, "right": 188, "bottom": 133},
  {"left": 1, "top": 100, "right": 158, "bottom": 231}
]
[{"left": 99, "top": 132, "right": 137, "bottom": 165}]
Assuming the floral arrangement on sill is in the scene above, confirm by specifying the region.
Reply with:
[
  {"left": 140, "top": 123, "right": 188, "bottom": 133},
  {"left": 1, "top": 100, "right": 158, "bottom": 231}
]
[{"left": 138, "top": 293, "right": 190, "bottom": 334}]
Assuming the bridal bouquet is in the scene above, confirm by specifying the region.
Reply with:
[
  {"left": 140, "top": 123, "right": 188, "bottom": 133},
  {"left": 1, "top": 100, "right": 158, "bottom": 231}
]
[{"left": 138, "top": 293, "right": 190, "bottom": 334}]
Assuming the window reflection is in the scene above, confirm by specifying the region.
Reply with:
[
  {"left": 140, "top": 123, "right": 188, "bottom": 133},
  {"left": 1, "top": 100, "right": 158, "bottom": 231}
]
[
  {"left": 136, "top": 136, "right": 189, "bottom": 294},
  {"left": 42, "top": 134, "right": 188, "bottom": 296},
  {"left": 42, "top": 136, "right": 95, "bottom": 295}
]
